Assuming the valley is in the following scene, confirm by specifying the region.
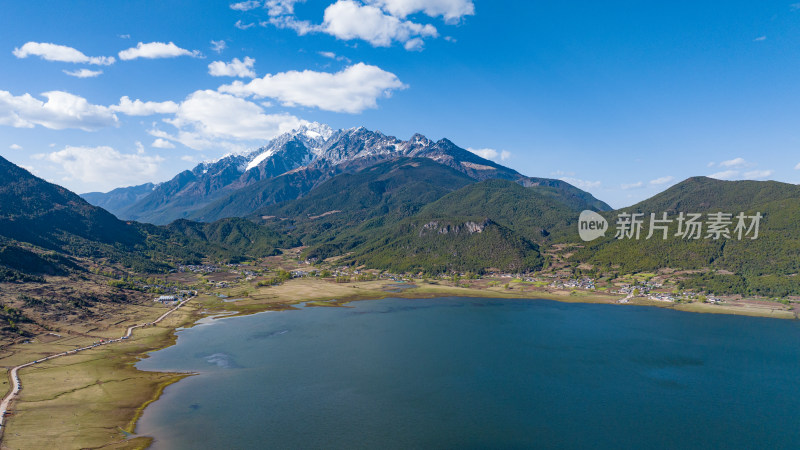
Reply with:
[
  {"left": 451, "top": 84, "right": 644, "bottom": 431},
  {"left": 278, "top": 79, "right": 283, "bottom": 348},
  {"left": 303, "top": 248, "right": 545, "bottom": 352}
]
[{"left": 1, "top": 125, "right": 799, "bottom": 448}]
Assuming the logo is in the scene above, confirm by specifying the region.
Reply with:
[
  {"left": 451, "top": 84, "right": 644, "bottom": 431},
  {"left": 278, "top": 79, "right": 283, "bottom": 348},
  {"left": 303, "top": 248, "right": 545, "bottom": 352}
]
[{"left": 578, "top": 210, "right": 608, "bottom": 241}]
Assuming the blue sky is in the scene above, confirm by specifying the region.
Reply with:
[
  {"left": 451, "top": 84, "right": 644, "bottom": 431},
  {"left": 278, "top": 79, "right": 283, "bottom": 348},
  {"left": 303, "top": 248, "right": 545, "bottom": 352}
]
[{"left": 2, "top": 0, "right": 800, "bottom": 207}]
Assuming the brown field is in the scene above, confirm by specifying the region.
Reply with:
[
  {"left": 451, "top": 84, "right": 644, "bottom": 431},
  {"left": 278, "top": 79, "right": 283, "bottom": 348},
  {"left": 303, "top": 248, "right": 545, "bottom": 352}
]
[{"left": 0, "top": 303, "right": 199, "bottom": 450}]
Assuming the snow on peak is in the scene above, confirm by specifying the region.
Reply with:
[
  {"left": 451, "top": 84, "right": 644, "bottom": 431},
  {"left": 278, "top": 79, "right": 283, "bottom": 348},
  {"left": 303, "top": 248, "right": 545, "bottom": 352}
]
[
  {"left": 246, "top": 148, "right": 277, "bottom": 172},
  {"left": 243, "top": 123, "right": 333, "bottom": 172},
  {"left": 297, "top": 122, "right": 334, "bottom": 141}
]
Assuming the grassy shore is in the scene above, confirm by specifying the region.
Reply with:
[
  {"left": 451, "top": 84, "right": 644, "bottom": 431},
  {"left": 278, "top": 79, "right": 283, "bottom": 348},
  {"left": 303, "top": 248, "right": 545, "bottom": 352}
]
[
  {"left": 0, "top": 303, "right": 199, "bottom": 449},
  {"left": 1, "top": 277, "right": 795, "bottom": 449}
]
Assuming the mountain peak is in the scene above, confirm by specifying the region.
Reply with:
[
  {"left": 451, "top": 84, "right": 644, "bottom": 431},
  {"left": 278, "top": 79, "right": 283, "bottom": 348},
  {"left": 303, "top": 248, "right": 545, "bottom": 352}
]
[{"left": 294, "top": 121, "right": 334, "bottom": 142}]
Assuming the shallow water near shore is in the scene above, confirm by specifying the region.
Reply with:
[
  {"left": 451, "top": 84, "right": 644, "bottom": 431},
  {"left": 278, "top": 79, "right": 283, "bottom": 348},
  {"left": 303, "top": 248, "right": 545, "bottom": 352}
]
[{"left": 135, "top": 297, "right": 800, "bottom": 449}]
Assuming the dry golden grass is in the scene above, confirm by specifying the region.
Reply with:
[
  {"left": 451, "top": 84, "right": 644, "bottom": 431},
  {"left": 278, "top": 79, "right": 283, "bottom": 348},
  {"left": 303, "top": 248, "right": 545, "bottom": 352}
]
[{"left": 0, "top": 305, "right": 198, "bottom": 449}]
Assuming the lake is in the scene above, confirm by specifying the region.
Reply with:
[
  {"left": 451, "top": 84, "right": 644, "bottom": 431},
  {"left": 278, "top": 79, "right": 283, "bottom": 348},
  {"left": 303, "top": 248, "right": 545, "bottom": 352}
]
[{"left": 135, "top": 297, "right": 800, "bottom": 449}]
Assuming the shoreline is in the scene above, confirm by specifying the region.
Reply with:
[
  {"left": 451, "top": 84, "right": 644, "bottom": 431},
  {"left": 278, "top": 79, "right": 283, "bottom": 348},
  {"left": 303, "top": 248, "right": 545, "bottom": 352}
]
[{"left": 2, "top": 280, "right": 795, "bottom": 448}]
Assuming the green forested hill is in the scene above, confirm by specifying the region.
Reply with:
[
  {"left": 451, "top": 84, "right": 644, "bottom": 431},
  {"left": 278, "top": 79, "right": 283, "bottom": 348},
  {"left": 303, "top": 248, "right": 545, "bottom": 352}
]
[
  {"left": 296, "top": 176, "right": 600, "bottom": 274},
  {"left": 0, "top": 156, "right": 290, "bottom": 276},
  {"left": 253, "top": 158, "right": 476, "bottom": 247},
  {"left": 411, "top": 179, "right": 594, "bottom": 242},
  {"left": 569, "top": 177, "right": 800, "bottom": 296}
]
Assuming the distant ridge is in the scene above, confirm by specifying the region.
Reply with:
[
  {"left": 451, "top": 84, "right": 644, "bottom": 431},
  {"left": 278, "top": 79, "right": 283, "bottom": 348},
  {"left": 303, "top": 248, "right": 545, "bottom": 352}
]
[{"left": 81, "top": 124, "right": 611, "bottom": 224}]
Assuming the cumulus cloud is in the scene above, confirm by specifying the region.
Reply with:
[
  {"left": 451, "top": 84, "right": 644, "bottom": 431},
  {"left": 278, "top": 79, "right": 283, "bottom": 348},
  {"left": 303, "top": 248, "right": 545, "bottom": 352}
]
[
  {"left": 649, "top": 176, "right": 674, "bottom": 185},
  {"left": 366, "top": 0, "right": 474, "bottom": 22},
  {"left": 708, "top": 159, "right": 773, "bottom": 180},
  {"left": 63, "top": 68, "right": 103, "bottom": 78},
  {"left": 152, "top": 138, "right": 175, "bottom": 149},
  {"left": 322, "top": 1, "right": 437, "bottom": 48},
  {"left": 9, "top": 144, "right": 22, "bottom": 150},
  {"left": 467, "top": 147, "right": 510, "bottom": 162},
  {"left": 209, "top": 57, "right": 257, "bottom": 78},
  {"left": 34, "top": 145, "right": 163, "bottom": 192},
  {"left": 621, "top": 181, "right": 644, "bottom": 190},
  {"left": 261, "top": 0, "right": 439, "bottom": 49},
  {"left": 118, "top": 42, "right": 200, "bottom": 60},
  {"left": 743, "top": 169, "right": 773, "bottom": 179},
  {"left": 795, "top": 162, "right": 800, "bottom": 170},
  {"left": 153, "top": 90, "right": 306, "bottom": 151},
  {"left": 560, "top": 177, "right": 601, "bottom": 190},
  {"left": 211, "top": 40, "right": 228, "bottom": 53},
  {"left": 12, "top": 42, "right": 115, "bottom": 65},
  {"left": 219, "top": 62, "right": 406, "bottom": 113},
  {"left": 709, "top": 170, "right": 739, "bottom": 180},
  {"left": 230, "top": 0, "right": 261, "bottom": 11},
  {"left": 110, "top": 96, "right": 179, "bottom": 116},
  {"left": 719, "top": 157, "right": 748, "bottom": 168},
  {"left": 0, "top": 90, "right": 118, "bottom": 131}
]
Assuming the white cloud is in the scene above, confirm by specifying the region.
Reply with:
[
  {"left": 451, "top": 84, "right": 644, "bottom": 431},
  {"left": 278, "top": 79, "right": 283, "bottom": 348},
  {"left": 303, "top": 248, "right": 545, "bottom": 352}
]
[
  {"left": 154, "top": 90, "right": 306, "bottom": 151},
  {"left": 264, "top": 0, "right": 304, "bottom": 16},
  {"left": 318, "top": 51, "right": 351, "bottom": 62},
  {"left": 34, "top": 145, "right": 163, "bottom": 192},
  {"left": 795, "top": 162, "right": 800, "bottom": 170},
  {"left": 467, "top": 147, "right": 510, "bottom": 162},
  {"left": 235, "top": 20, "right": 257, "bottom": 30},
  {"left": 63, "top": 68, "right": 103, "bottom": 78},
  {"left": 230, "top": 0, "right": 261, "bottom": 11},
  {"left": 118, "top": 42, "right": 200, "bottom": 60},
  {"left": 754, "top": 36, "right": 767, "bottom": 42},
  {"left": 560, "top": 177, "right": 601, "bottom": 190},
  {"left": 110, "top": 96, "right": 179, "bottom": 116},
  {"left": 265, "top": 15, "right": 318, "bottom": 34},
  {"left": 719, "top": 157, "right": 747, "bottom": 168},
  {"left": 220, "top": 62, "right": 406, "bottom": 113},
  {"left": 366, "top": 0, "right": 474, "bottom": 23},
  {"left": 322, "top": 1, "right": 437, "bottom": 48},
  {"left": 9, "top": 144, "right": 22, "bottom": 150},
  {"left": 12, "top": 42, "right": 115, "bottom": 65},
  {"left": 649, "top": 175, "right": 674, "bottom": 185},
  {"left": 180, "top": 155, "right": 197, "bottom": 162},
  {"left": 404, "top": 37, "right": 425, "bottom": 51},
  {"left": 0, "top": 90, "right": 118, "bottom": 131},
  {"left": 743, "top": 169, "right": 773, "bottom": 179},
  {"left": 709, "top": 170, "right": 739, "bottom": 180},
  {"left": 211, "top": 40, "right": 227, "bottom": 53},
  {"left": 152, "top": 138, "right": 176, "bottom": 149},
  {"left": 209, "top": 57, "right": 257, "bottom": 78},
  {"left": 621, "top": 181, "right": 644, "bottom": 190},
  {"left": 262, "top": 0, "right": 446, "bottom": 50}
]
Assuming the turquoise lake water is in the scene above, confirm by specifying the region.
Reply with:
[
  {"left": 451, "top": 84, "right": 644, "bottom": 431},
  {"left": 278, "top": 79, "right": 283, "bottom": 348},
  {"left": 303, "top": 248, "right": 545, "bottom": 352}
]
[{"left": 135, "top": 297, "right": 800, "bottom": 449}]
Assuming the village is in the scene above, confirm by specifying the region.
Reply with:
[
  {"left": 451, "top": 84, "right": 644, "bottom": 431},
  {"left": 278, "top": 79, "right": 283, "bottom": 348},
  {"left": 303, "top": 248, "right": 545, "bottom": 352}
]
[{"left": 130, "top": 252, "right": 742, "bottom": 309}]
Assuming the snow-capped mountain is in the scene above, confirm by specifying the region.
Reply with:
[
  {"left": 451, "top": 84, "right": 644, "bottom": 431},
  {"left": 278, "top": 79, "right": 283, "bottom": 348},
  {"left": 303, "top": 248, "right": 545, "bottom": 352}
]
[{"left": 82, "top": 123, "right": 610, "bottom": 224}]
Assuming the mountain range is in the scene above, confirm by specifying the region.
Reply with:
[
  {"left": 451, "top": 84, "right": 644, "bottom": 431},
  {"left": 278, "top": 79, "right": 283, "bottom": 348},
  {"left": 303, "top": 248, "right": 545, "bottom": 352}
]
[
  {"left": 82, "top": 124, "right": 611, "bottom": 225},
  {"left": 0, "top": 155, "right": 295, "bottom": 280},
  {"left": 3, "top": 123, "right": 800, "bottom": 294}
]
